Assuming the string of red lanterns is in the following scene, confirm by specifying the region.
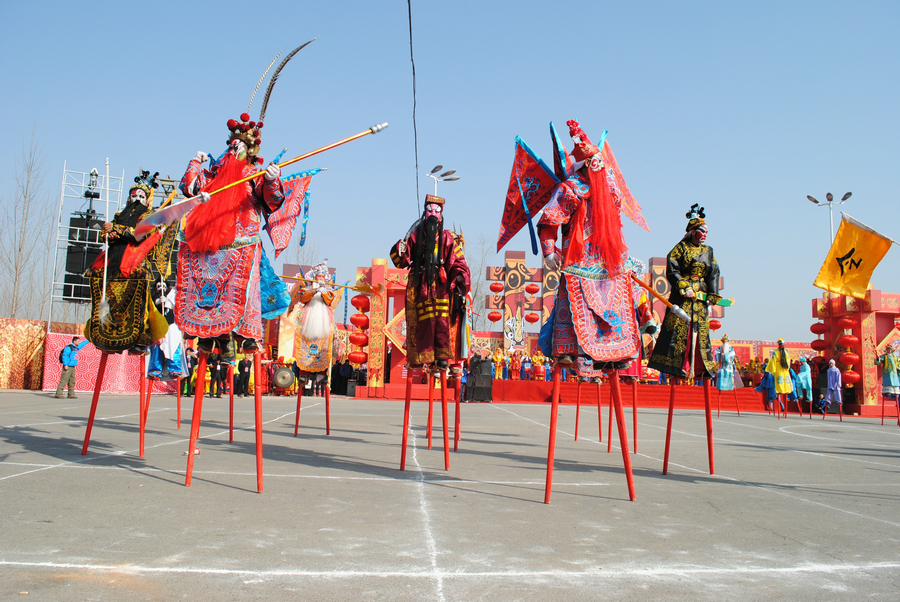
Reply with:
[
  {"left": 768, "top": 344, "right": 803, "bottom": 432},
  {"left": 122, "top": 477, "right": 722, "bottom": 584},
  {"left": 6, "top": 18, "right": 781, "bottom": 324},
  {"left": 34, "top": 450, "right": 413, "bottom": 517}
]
[{"left": 349, "top": 294, "right": 370, "bottom": 365}]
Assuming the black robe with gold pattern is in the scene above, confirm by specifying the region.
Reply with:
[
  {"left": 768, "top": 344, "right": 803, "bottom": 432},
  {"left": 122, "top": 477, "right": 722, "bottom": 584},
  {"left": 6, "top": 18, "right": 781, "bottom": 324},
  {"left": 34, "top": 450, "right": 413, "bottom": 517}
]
[{"left": 647, "top": 239, "right": 722, "bottom": 379}]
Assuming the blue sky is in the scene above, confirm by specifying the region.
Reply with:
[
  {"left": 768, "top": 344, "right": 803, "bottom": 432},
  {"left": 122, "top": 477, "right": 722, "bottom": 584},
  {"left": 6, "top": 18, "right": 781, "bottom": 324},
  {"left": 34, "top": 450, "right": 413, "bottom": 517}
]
[{"left": 1, "top": 1, "right": 898, "bottom": 341}]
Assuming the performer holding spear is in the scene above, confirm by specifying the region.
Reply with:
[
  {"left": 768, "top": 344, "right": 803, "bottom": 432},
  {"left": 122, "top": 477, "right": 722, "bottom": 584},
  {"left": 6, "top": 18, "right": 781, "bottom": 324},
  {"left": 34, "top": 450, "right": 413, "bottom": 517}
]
[{"left": 160, "top": 40, "right": 388, "bottom": 492}]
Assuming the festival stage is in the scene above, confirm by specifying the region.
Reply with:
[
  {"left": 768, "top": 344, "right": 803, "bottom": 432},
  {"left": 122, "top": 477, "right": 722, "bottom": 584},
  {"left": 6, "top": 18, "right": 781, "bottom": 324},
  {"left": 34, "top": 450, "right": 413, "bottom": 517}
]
[{"left": 354, "top": 380, "right": 888, "bottom": 417}]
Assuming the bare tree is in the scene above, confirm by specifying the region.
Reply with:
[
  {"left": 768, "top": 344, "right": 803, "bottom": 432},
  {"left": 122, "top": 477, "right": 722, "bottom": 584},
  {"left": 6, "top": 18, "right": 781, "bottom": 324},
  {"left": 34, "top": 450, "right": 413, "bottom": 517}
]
[
  {"left": 291, "top": 235, "right": 322, "bottom": 270},
  {"left": 463, "top": 233, "right": 498, "bottom": 332},
  {"left": 0, "top": 125, "right": 54, "bottom": 320}
]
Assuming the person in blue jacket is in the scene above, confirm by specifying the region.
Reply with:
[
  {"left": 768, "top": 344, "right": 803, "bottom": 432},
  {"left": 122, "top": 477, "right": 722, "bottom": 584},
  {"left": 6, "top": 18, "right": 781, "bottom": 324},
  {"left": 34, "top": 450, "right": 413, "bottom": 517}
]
[{"left": 55, "top": 337, "right": 90, "bottom": 399}]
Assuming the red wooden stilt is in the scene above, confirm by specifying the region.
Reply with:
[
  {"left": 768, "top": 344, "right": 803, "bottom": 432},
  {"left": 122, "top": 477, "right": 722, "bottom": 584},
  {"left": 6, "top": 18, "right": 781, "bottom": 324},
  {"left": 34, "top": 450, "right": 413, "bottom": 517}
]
[
  {"left": 734, "top": 388, "right": 741, "bottom": 417},
  {"left": 253, "top": 351, "right": 264, "bottom": 493},
  {"left": 440, "top": 370, "right": 450, "bottom": 471},
  {"left": 453, "top": 376, "right": 460, "bottom": 452},
  {"left": 294, "top": 377, "right": 303, "bottom": 437},
  {"left": 142, "top": 377, "right": 153, "bottom": 459},
  {"left": 399, "top": 370, "right": 414, "bottom": 470},
  {"left": 632, "top": 379, "right": 638, "bottom": 454},
  {"left": 703, "top": 378, "right": 715, "bottom": 475},
  {"left": 185, "top": 351, "right": 208, "bottom": 487},
  {"left": 607, "top": 380, "right": 613, "bottom": 453},
  {"left": 596, "top": 381, "right": 603, "bottom": 443},
  {"left": 544, "top": 364, "right": 562, "bottom": 504},
  {"left": 325, "top": 379, "right": 331, "bottom": 436},
  {"left": 81, "top": 352, "right": 109, "bottom": 455},
  {"left": 838, "top": 401, "right": 842, "bottom": 422},
  {"left": 609, "top": 371, "right": 636, "bottom": 501},
  {"left": 139, "top": 355, "right": 146, "bottom": 457},
  {"left": 176, "top": 377, "right": 182, "bottom": 429},
  {"left": 228, "top": 364, "right": 234, "bottom": 405},
  {"left": 426, "top": 371, "right": 435, "bottom": 450},
  {"left": 574, "top": 381, "right": 582, "bottom": 441},
  {"left": 717, "top": 390, "right": 721, "bottom": 418},
  {"left": 662, "top": 382, "right": 676, "bottom": 475}
]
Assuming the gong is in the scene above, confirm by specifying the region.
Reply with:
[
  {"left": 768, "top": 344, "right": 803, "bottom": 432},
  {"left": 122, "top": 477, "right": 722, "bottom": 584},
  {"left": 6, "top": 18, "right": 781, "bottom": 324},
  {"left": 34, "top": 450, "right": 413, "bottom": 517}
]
[{"left": 273, "top": 367, "right": 295, "bottom": 389}]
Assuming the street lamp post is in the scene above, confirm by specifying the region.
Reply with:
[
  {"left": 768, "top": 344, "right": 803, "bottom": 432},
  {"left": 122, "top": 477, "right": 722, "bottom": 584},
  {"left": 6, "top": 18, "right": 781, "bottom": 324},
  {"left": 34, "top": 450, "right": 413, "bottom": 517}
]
[
  {"left": 807, "top": 191, "right": 852, "bottom": 243},
  {"left": 426, "top": 164, "right": 460, "bottom": 196}
]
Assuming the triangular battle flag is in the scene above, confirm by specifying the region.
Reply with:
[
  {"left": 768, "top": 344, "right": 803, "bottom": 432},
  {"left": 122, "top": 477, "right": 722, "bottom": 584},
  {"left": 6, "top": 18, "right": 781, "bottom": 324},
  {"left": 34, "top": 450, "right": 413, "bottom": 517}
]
[
  {"left": 497, "top": 137, "right": 560, "bottom": 252},
  {"left": 813, "top": 213, "right": 895, "bottom": 299},
  {"left": 601, "top": 140, "right": 649, "bottom": 232},
  {"left": 265, "top": 168, "right": 322, "bottom": 258}
]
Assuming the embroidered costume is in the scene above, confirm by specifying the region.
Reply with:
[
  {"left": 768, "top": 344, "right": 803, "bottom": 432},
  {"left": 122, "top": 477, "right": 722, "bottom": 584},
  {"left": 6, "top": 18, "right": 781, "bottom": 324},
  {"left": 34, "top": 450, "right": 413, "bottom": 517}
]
[
  {"left": 286, "top": 261, "right": 342, "bottom": 374},
  {"left": 715, "top": 335, "right": 740, "bottom": 391},
  {"left": 876, "top": 344, "right": 899, "bottom": 398},
  {"left": 148, "top": 284, "right": 184, "bottom": 379},
  {"left": 390, "top": 195, "right": 471, "bottom": 368},
  {"left": 84, "top": 171, "right": 170, "bottom": 353},
  {"left": 766, "top": 340, "right": 794, "bottom": 395},
  {"left": 537, "top": 121, "right": 643, "bottom": 368},
  {"left": 177, "top": 112, "right": 285, "bottom": 353},
  {"left": 647, "top": 205, "right": 722, "bottom": 379}
]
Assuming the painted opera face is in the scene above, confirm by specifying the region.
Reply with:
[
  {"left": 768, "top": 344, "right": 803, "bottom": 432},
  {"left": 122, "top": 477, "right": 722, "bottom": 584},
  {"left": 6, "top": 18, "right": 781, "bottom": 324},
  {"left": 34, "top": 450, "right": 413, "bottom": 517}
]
[
  {"left": 130, "top": 188, "right": 149, "bottom": 206},
  {"left": 691, "top": 225, "right": 708, "bottom": 245}
]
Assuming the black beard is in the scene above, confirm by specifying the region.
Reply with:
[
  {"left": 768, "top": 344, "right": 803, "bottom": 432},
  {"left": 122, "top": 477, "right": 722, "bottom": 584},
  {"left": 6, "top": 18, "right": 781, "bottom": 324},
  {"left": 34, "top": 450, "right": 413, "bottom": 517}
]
[{"left": 411, "top": 215, "right": 442, "bottom": 288}]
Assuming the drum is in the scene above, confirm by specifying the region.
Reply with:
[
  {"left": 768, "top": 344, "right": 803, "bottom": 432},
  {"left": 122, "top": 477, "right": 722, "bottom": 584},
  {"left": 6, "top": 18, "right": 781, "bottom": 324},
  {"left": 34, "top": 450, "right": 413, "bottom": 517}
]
[{"left": 273, "top": 367, "right": 295, "bottom": 389}]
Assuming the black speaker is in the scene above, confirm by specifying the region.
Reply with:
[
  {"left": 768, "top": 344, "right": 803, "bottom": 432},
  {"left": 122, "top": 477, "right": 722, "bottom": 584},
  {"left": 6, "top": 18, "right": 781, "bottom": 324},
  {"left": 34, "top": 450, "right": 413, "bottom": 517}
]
[
  {"left": 62, "top": 273, "right": 91, "bottom": 302},
  {"left": 67, "top": 215, "right": 104, "bottom": 245},
  {"left": 65, "top": 245, "right": 101, "bottom": 275}
]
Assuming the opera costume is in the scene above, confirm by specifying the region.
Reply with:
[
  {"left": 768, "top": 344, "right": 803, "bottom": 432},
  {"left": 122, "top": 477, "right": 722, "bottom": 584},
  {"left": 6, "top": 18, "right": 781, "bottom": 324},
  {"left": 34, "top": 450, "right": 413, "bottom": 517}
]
[
  {"left": 390, "top": 194, "right": 471, "bottom": 368},
  {"left": 766, "top": 340, "right": 794, "bottom": 395},
  {"left": 84, "top": 171, "right": 170, "bottom": 354},
  {"left": 647, "top": 205, "right": 722, "bottom": 380},
  {"left": 875, "top": 344, "right": 899, "bottom": 399},
  {"left": 284, "top": 261, "right": 342, "bottom": 377},
  {"left": 715, "top": 335, "right": 740, "bottom": 391},
  {"left": 147, "top": 283, "right": 184, "bottom": 379},
  {"left": 823, "top": 359, "right": 843, "bottom": 406},
  {"left": 177, "top": 112, "right": 285, "bottom": 353},
  {"left": 795, "top": 356, "right": 813, "bottom": 401},
  {"left": 536, "top": 121, "right": 646, "bottom": 368}
]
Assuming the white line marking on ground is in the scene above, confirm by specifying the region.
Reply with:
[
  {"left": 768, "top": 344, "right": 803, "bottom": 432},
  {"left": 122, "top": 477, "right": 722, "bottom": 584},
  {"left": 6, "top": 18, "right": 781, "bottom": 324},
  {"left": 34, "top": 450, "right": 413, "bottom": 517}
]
[
  {"left": 409, "top": 427, "right": 446, "bottom": 602},
  {"left": 0, "top": 559, "right": 897, "bottom": 579},
  {"left": 491, "top": 404, "right": 900, "bottom": 528}
]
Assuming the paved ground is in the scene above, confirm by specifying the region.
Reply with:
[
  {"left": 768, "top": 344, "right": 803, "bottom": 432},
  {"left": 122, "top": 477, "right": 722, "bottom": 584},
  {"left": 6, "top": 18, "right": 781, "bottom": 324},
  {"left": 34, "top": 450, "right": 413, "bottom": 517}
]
[{"left": 1, "top": 391, "right": 898, "bottom": 601}]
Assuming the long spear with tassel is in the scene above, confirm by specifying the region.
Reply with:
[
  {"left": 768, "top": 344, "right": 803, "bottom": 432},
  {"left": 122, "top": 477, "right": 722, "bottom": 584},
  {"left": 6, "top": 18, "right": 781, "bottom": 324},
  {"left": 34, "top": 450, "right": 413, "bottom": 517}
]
[{"left": 133, "top": 123, "right": 389, "bottom": 240}]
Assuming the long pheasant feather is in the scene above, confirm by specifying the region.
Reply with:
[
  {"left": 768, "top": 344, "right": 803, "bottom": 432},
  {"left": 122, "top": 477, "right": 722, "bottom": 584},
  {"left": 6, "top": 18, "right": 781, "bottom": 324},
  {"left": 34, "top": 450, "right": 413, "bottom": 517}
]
[
  {"left": 259, "top": 37, "right": 317, "bottom": 123},
  {"left": 248, "top": 47, "right": 285, "bottom": 111}
]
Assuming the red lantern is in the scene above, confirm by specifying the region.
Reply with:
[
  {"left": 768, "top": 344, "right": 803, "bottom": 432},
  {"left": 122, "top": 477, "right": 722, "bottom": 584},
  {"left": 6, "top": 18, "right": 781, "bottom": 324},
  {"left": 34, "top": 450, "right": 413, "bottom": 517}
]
[
  {"left": 488, "top": 310, "right": 502, "bottom": 322},
  {"left": 348, "top": 351, "right": 368, "bottom": 365},
  {"left": 839, "top": 352, "right": 859, "bottom": 366},
  {"left": 489, "top": 282, "right": 504, "bottom": 293},
  {"left": 349, "top": 332, "right": 369, "bottom": 347},
  {"left": 841, "top": 370, "right": 861, "bottom": 384},
  {"left": 525, "top": 283, "right": 540, "bottom": 295},
  {"left": 810, "top": 322, "right": 827, "bottom": 335},
  {"left": 525, "top": 312, "right": 540, "bottom": 324},
  {"left": 350, "top": 313, "right": 370, "bottom": 330},
  {"left": 810, "top": 340, "right": 829, "bottom": 351},
  {"left": 709, "top": 319, "right": 721, "bottom": 331},
  {"left": 351, "top": 295, "right": 370, "bottom": 312},
  {"left": 838, "top": 334, "right": 859, "bottom": 347},
  {"left": 837, "top": 317, "right": 858, "bottom": 329}
]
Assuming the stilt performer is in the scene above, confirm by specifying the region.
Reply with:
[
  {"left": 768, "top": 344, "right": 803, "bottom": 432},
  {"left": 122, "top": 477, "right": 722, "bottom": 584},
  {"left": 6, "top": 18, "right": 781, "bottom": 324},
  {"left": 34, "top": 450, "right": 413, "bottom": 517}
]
[
  {"left": 81, "top": 170, "right": 178, "bottom": 458},
  {"left": 287, "top": 260, "right": 342, "bottom": 435},
  {"left": 391, "top": 194, "right": 471, "bottom": 471},
  {"left": 84, "top": 170, "right": 170, "bottom": 354},
  {"left": 164, "top": 40, "right": 387, "bottom": 492},
  {"left": 714, "top": 334, "right": 742, "bottom": 417},
  {"left": 647, "top": 204, "right": 722, "bottom": 474},
  {"left": 498, "top": 119, "right": 652, "bottom": 503}
]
